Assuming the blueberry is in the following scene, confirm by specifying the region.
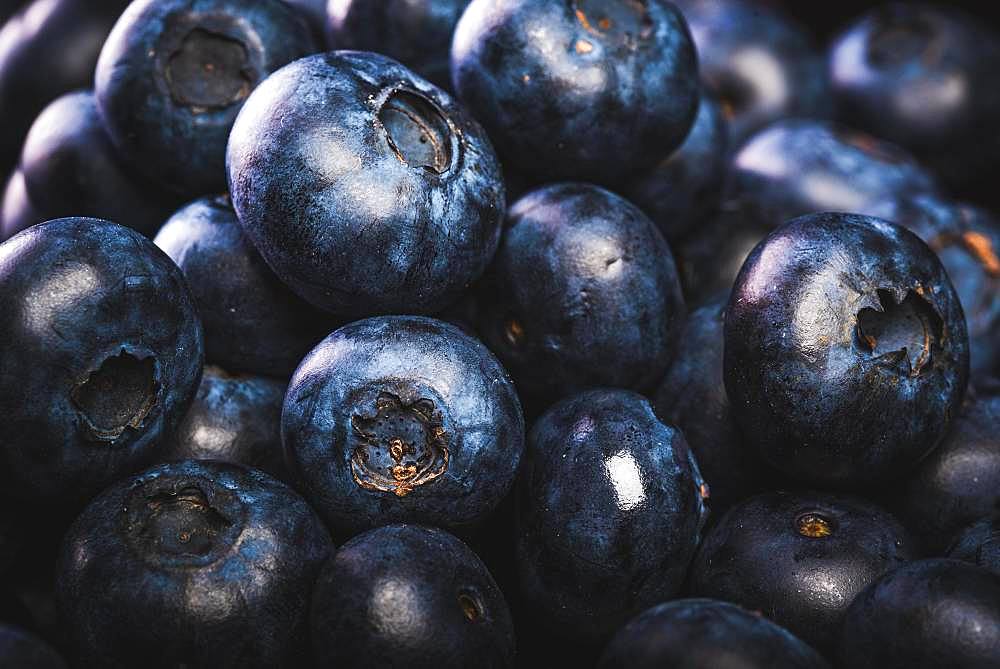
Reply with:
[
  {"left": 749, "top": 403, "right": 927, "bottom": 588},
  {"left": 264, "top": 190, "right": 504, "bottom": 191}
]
[
  {"left": 227, "top": 51, "right": 504, "bottom": 317},
  {"left": 56, "top": 460, "right": 332, "bottom": 668},
  {"left": 158, "top": 365, "right": 289, "bottom": 484},
  {"left": 326, "top": 0, "right": 470, "bottom": 89},
  {"left": 727, "top": 120, "right": 937, "bottom": 228},
  {"left": 0, "top": 624, "right": 66, "bottom": 669},
  {"left": 280, "top": 0, "right": 328, "bottom": 39},
  {"left": 948, "top": 516, "right": 1000, "bottom": 576},
  {"left": 689, "top": 491, "right": 917, "bottom": 653},
  {"left": 451, "top": 0, "right": 698, "bottom": 185},
  {"left": 476, "top": 183, "right": 685, "bottom": 411},
  {"left": 283, "top": 315, "right": 523, "bottom": 536},
  {"left": 839, "top": 559, "right": 1000, "bottom": 669},
  {"left": 310, "top": 524, "right": 515, "bottom": 668},
  {"left": 624, "top": 89, "right": 730, "bottom": 242},
  {"left": 895, "top": 390, "right": 1000, "bottom": 553},
  {"left": 516, "top": 389, "right": 708, "bottom": 646},
  {"left": 16, "top": 90, "right": 179, "bottom": 238},
  {"left": 95, "top": 0, "right": 315, "bottom": 197},
  {"left": 0, "top": 218, "right": 203, "bottom": 504},
  {"left": 725, "top": 212, "right": 969, "bottom": 487},
  {"left": 673, "top": 0, "right": 831, "bottom": 146},
  {"left": 829, "top": 4, "right": 1000, "bottom": 195},
  {"left": 598, "top": 598, "right": 830, "bottom": 669},
  {"left": 154, "top": 195, "right": 336, "bottom": 378},
  {"left": 1, "top": 170, "right": 43, "bottom": 241}
]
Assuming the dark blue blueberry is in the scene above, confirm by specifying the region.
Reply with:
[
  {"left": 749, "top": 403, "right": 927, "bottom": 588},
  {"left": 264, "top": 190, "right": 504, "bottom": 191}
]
[
  {"left": 326, "top": 0, "right": 470, "bottom": 89},
  {"left": 598, "top": 598, "right": 830, "bottom": 669},
  {"left": 451, "top": 0, "right": 698, "bottom": 185},
  {"left": 282, "top": 316, "right": 524, "bottom": 537},
  {"left": 725, "top": 213, "right": 969, "bottom": 487},
  {"left": 654, "top": 296, "right": 769, "bottom": 513},
  {"left": 727, "top": 119, "right": 937, "bottom": 229},
  {"left": 624, "top": 89, "right": 729, "bottom": 242},
  {"left": 310, "top": 524, "right": 515, "bottom": 668},
  {"left": 280, "top": 0, "right": 328, "bottom": 39},
  {"left": 0, "top": 625, "right": 66, "bottom": 669},
  {"left": 0, "top": 218, "right": 203, "bottom": 504},
  {"left": 839, "top": 559, "right": 1000, "bottom": 669},
  {"left": 0, "top": 170, "right": 43, "bottom": 241},
  {"left": 516, "top": 389, "right": 708, "bottom": 646},
  {"left": 895, "top": 391, "right": 1000, "bottom": 553},
  {"left": 673, "top": 0, "right": 831, "bottom": 147},
  {"left": 154, "top": 195, "right": 336, "bottom": 378},
  {"left": 95, "top": 0, "right": 315, "bottom": 197},
  {"left": 689, "top": 491, "right": 917, "bottom": 653},
  {"left": 15, "top": 90, "right": 179, "bottom": 238},
  {"left": 829, "top": 4, "right": 1000, "bottom": 195},
  {"left": 227, "top": 51, "right": 504, "bottom": 317},
  {"left": 476, "top": 183, "right": 685, "bottom": 411},
  {"left": 158, "top": 365, "right": 289, "bottom": 484},
  {"left": 56, "top": 460, "right": 332, "bottom": 668},
  {"left": 948, "top": 516, "right": 1000, "bottom": 576}
]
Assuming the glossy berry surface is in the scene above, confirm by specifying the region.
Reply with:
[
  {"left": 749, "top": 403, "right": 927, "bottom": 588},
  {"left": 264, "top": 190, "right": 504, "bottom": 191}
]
[
  {"left": 516, "top": 389, "right": 707, "bottom": 646},
  {"left": 1, "top": 169, "right": 43, "bottom": 241},
  {"left": 839, "top": 559, "right": 1000, "bottom": 669},
  {"left": 476, "top": 183, "right": 685, "bottom": 410},
  {"left": 95, "top": 0, "right": 315, "bottom": 196},
  {"left": 948, "top": 516, "right": 1000, "bottom": 577},
  {"left": 451, "top": 0, "right": 698, "bottom": 185},
  {"left": 227, "top": 50, "right": 504, "bottom": 317},
  {"left": 0, "top": 218, "right": 203, "bottom": 504},
  {"left": 56, "top": 460, "right": 332, "bottom": 668},
  {"left": 283, "top": 316, "right": 523, "bottom": 537},
  {"left": 310, "top": 524, "right": 514, "bottom": 668},
  {"left": 725, "top": 212, "right": 969, "bottom": 487},
  {"left": 154, "top": 195, "right": 335, "bottom": 378},
  {"left": 689, "top": 491, "right": 917, "bottom": 652},
  {"left": 598, "top": 598, "right": 829, "bottom": 669}
]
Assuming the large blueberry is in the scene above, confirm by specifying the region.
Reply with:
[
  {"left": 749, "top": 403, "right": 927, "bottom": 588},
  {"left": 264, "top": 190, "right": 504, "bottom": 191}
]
[
  {"left": 948, "top": 516, "right": 1000, "bottom": 576},
  {"left": 476, "top": 183, "right": 685, "bottom": 411},
  {"left": 326, "top": 0, "right": 470, "bottom": 88},
  {"left": 829, "top": 4, "right": 1000, "bottom": 194},
  {"left": 0, "top": 218, "right": 203, "bottom": 504},
  {"left": 673, "top": 0, "right": 831, "bottom": 146},
  {"left": 56, "top": 460, "right": 332, "bottom": 668},
  {"left": 517, "top": 389, "right": 708, "bottom": 646},
  {"left": 451, "top": 0, "right": 698, "bottom": 185},
  {"left": 0, "top": 625, "right": 66, "bottom": 669},
  {"left": 598, "top": 599, "right": 829, "bottom": 669},
  {"left": 689, "top": 491, "right": 917, "bottom": 653},
  {"left": 154, "top": 195, "right": 336, "bottom": 378},
  {"left": 282, "top": 316, "right": 523, "bottom": 536},
  {"left": 95, "top": 0, "right": 315, "bottom": 197},
  {"left": 227, "top": 51, "right": 504, "bottom": 317},
  {"left": 724, "top": 213, "right": 969, "bottom": 487},
  {"left": 310, "top": 524, "right": 514, "bottom": 668},
  {"left": 839, "top": 559, "right": 1000, "bottom": 669}
]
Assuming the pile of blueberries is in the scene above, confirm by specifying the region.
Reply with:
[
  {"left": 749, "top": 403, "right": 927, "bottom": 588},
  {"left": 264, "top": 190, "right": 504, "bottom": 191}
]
[{"left": 1, "top": 0, "right": 999, "bottom": 667}]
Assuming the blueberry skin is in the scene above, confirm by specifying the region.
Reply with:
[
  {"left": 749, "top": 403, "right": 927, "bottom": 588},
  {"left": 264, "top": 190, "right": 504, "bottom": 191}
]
[
  {"left": 0, "top": 625, "right": 67, "bottom": 669},
  {"left": 95, "top": 0, "right": 315, "bottom": 197},
  {"left": 327, "top": 0, "right": 470, "bottom": 89},
  {"left": 727, "top": 119, "right": 937, "bottom": 229},
  {"left": 0, "top": 169, "right": 43, "bottom": 241},
  {"left": 476, "top": 183, "right": 686, "bottom": 411},
  {"left": 158, "top": 365, "right": 289, "bottom": 483},
  {"left": 598, "top": 598, "right": 830, "bottom": 669},
  {"left": 948, "top": 516, "right": 1000, "bottom": 576},
  {"left": 895, "top": 391, "right": 1000, "bottom": 553},
  {"left": 227, "top": 51, "right": 504, "bottom": 317},
  {"left": 724, "top": 213, "right": 969, "bottom": 487},
  {"left": 517, "top": 389, "right": 708, "bottom": 646},
  {"left": 625, "top": 89, "right": 729, "bottom": 242},
  {"left": 654, "top": 296, "right": 768, "bottom": 513},
  {"left": 451, "top": 0, "right": 698, "bottom": 185},
  {"left": 839, "top": 559, "right": 1000, "bottom": 669},
  {"left": 56, "top": 460, "right": 332, "bottom": 669},
  {"left": 18, "top": 90, "right": 178, "bottom": 238},
  {"left": 155, "top": 195, "right": 336, "bottom": 378},
  {"left": 0, "top": 218, "right": 204, "bottom": 504},
  {"left": 689, "top": 491, "right": 917, "bottom": 653},
  {"left": 829, "top": 4, "right": 1000, "bottom": 194},
  {"left": 310, "top": 524, "right": 514, "bottom": 668},
  {"left": 283, "top": 316, "right": 524, "bottom": 537},
  {"left": 673, "top": 0, "right": 831, "bottom": 147}
]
